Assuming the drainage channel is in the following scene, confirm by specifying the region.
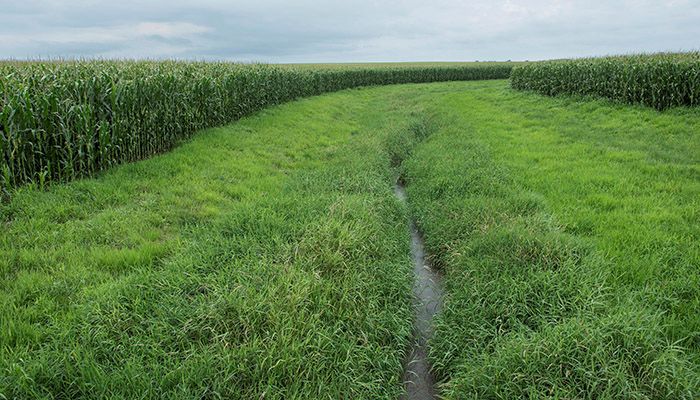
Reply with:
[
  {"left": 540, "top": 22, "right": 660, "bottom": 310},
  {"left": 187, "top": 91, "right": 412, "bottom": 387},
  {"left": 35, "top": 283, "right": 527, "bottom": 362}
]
[{"left": 395, "top": 181, "right": 444, "bottom": 400}]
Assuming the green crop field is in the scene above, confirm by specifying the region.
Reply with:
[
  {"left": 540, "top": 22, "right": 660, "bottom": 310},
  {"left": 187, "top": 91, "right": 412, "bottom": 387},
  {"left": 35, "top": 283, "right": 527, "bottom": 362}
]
[
  {"left": 0, "top": 61, "right": 513, "bottom": 194},
  {"left": 511, "top": 52, "right": 700, "bottom": 109},
  {"left": 1, "top": 56, "right": 699, "bottom": 398},
  {"left": 277, "top": 61, "right": 525, "bottom": 70}
]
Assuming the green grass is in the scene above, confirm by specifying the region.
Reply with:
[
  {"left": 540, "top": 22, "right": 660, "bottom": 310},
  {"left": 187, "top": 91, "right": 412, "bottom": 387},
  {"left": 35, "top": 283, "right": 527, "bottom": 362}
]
[
  {"left": 1, "top": 80, "right": 698, "bottom": 398},
  {"left": 401, "top": 80, "right": 700, "bottom": 398},
  {"left": 0, "top": 86, "right": 432, "bottom": 399}
]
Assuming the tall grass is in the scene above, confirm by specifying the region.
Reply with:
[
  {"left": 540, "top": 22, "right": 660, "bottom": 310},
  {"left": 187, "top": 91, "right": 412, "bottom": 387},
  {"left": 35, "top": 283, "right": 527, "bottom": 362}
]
[
  {"left": 510, "top": 52, "right": 700, "bottom": 110},
  {"left": 0, "top": 86, "right": 422, "bottom": 398},
  {"left": 0, "top": 61, "right": 513, "bottom": 194},
  {"left": 401, "top": 80, "right": 700, "bottom": 398}
]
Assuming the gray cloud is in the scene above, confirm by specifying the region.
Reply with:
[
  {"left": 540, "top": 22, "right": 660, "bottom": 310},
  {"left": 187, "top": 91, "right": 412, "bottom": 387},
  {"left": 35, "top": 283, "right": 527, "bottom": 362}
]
[{"left": 0, "top": 0, "right": 698, "bottom": 62}]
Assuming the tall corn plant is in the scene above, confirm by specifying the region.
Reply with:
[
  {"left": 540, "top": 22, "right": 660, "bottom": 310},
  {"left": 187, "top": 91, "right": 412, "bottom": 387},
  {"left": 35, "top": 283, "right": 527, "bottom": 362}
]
[
  {"left": 0, "top": 61, "right": 514, "bottom": 193},
  {"left": 510, "top": 52, "right": 700, "bottom": 110}
]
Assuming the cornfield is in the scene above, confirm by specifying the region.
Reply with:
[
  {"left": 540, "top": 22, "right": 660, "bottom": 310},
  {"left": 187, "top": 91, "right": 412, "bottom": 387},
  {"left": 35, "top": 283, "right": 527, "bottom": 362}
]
[
  {"left": 510, "top": 52, "right": 700, "bottom": 110},
  {"left": 0, "top": 61, "right": 513, "bottom": 193}
]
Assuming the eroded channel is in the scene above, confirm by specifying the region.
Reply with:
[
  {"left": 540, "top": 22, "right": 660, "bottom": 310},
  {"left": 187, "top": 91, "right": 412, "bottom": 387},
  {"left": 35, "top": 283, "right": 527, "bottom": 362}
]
[{"left": 395, "top": 181, "right": 444, "bottom": 400}]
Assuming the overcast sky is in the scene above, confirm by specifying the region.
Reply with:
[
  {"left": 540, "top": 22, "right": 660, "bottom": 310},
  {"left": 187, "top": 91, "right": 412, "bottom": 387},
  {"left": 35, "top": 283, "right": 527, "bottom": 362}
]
[{"left": 1, "top": 0, "right": 698, "bottom": 62}]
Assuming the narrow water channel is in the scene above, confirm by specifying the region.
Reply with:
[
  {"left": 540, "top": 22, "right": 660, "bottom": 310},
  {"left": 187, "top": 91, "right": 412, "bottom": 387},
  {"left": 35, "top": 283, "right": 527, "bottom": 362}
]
[{"left": 395, "top": 181, "right": 444, "bottom": 400}]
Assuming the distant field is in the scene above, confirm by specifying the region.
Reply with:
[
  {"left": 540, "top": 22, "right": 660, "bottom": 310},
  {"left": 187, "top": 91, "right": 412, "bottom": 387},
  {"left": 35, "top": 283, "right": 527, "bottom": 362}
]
[{"left": 278, "top": 61, "right": 522, "bottom": 69}]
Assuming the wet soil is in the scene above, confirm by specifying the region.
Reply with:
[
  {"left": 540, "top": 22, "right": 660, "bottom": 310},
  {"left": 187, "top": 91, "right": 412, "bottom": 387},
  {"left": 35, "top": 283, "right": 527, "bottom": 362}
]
[{"left": 395, "top": 182, "right": 444, "bottom": 400}]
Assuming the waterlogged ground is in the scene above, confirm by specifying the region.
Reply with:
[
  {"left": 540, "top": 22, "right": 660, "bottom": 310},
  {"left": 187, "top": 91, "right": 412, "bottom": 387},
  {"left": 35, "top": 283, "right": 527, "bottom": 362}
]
[{"left": 1, "top": 81, "right": 699, "bottom": 398}]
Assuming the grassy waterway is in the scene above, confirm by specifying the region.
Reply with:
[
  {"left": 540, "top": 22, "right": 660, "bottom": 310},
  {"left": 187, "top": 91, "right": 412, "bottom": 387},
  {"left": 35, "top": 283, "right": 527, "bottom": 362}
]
[{"left": 1, "top": 80, "right": 699, "bottom": 398}]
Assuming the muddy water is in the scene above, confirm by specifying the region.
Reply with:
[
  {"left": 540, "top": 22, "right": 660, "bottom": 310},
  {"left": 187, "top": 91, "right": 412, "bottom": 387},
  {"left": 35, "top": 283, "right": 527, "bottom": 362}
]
[{"left": 395, "top": 182, "right": 444, "bottom": 400}]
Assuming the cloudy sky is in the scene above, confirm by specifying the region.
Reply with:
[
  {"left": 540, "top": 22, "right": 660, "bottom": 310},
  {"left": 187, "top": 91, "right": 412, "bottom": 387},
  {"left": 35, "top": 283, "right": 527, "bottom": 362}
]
[{"left": 1, "top": 0, "right": 698, "bottom": 62}]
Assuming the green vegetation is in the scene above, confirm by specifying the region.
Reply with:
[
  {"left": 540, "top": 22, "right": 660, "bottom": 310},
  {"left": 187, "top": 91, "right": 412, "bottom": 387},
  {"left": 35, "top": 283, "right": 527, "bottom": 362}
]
[
  {"left": 0, "top": 86, "right": 431, "bottom": 398},
  {"left": 401, "top": 80, "right": 700, "bottom": 398},
  {"left": 511, "top": 52, "right": 700, "bottom": 110},
  {"left": 0, "top": 61, "right": 512, "bottom": 193},
  {"left": 1, "top": 75, "right": 698, "bottom": 398},
  {"left": 278, "top": 61, "right": 523, "bottom": 70}
]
